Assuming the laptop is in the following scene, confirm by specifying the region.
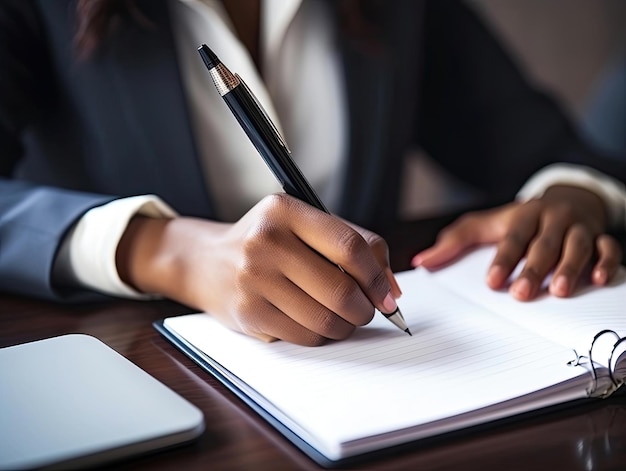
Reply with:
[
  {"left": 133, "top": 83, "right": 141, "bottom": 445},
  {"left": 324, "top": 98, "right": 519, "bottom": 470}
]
[{"left": 0, "top": 334, "right": 204, "bottom": 469}]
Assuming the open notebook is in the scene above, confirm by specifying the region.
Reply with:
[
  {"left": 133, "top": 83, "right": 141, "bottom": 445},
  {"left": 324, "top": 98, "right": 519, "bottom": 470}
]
[{"left": 155, "top": 246, "right": 626, "bottom": 467}]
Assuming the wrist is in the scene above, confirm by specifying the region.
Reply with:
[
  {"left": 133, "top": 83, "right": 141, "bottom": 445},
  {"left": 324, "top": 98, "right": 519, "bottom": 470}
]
[
  {"left": 115, "top": 216, "right": 232, "bottom": 309},
  {"left": 517, "top": 163, "right": 626, "bottom": 229},
  {"left": 116, "top": 216, "right": 179, "bottom": 296},
  {"left": 541, "top": 184, "right": 608, "bottom": 230}
]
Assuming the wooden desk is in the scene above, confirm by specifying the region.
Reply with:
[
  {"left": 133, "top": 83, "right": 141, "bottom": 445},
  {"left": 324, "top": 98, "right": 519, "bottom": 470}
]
[{"left": 1, "top": 214, "right": 625, "bottom": 471}]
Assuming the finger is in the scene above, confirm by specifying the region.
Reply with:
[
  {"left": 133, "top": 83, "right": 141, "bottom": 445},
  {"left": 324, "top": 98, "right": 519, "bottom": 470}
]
[
  {"left": 265, "top": 275, "right": 358, "bottom": 340},
  {"left": 591, "top": 234, "right": 623, "bottom": 286},
  {"left": 353, "top": 224, "right": 402, "bottom": 298},
  {"left": 488, "top": 201, "right": 542, "bottom": 292},
  {"left": 254, "top": 333, "right": 279, "bottom": 343},
  {"left": 413, "top": 210, "right": 509, "bottom": 269},
  {"left": 507, "top": 206, "right": 571, "bottom": 299},
  {"left": 548, "top": 224, "right": 594, "bottom": 297},
  {"left": 385, "top": 266, "right": 403, "bottom": 299},
  {"left": 269, "top": 194, "right": 395, "bottom": 315},
  {"left": 274, "top": 229, "right": 375, "bottom": 326},
  {"left": 243, "top": 299, "right": 329, "bottom": 346},
  {"left": 292, "top": 211, "right": 395, "bottom": 315},
  {"left": 411, "top": 202, "right": 520, "bottom": 268},
  {"left": 251, "top": 195, "right": 388, "bottom": 320}
]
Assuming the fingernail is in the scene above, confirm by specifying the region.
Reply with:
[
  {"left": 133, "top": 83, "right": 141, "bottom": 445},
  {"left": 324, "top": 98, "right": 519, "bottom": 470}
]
[
  {"left": 593, "top": 268, "right": 607, "bottom": 285},
  {"left": 385, "top": 268, "right": 403, "bottom": 297},
  {"left": 392, "top": 276, "right": 403, "bottom": 297},
  {"left": 382, "top": 292, "right": 398, "bottom": 313},
  {"left": 256, "top": 333, "right": 278, "bottom": 343},
  {"left": 551, "top": 275, "right": 568, "bottom": 296},
  {"left": 487, "top": 265, "right": 505, "bottom": 285},
  {"left": 511, "top": 278, "right": 531, "bottom": 299},
  {"left": 411, "top": 255, "right": 423, "bottom": 267}
]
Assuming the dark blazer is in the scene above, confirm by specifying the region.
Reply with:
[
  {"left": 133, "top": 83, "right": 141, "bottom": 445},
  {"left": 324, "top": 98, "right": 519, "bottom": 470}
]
[{"left": 1, "top": 0, "right": 624, "bottom": 300}]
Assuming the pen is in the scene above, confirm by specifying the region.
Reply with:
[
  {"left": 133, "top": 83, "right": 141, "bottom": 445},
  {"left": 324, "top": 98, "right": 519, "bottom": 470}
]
[{"left": 198, "top": 44, "right": 411, "bottom": 336}]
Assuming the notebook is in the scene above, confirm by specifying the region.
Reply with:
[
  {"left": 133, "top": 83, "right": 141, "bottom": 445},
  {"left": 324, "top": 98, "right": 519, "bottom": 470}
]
[
  {"left": 155, "top": 246, "right": 625, "bottom": 467},
  {"left": 0, "top": 334, "right": 205, "bottom": 470}
]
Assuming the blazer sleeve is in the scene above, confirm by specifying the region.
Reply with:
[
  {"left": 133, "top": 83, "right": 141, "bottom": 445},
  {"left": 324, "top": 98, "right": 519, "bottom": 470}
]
[
  {"left": 0, "top": 2, "right": 115, "bottom": 300},
  {"left": 416, "top": 0, "right": 626, "bottom": 203}
]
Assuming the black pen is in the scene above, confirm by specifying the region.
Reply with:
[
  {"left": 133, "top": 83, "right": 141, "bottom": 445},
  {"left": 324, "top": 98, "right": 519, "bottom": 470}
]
[{"left": 198, "top": 44, "right": 411, "bottom": 336}]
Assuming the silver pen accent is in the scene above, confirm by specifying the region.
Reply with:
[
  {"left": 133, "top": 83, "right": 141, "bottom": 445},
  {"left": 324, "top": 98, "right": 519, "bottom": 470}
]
[{"left": 383, "top": 309, "right": 411, "bottom": 336}]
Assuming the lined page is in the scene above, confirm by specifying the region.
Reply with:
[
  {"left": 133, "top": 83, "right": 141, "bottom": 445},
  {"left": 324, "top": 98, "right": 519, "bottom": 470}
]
[
  {"left": 164, "top": 270, "right": 586, "bottom": 459},
  {"left": 426, "top": 246, "right": 626, "bottom": 357}
]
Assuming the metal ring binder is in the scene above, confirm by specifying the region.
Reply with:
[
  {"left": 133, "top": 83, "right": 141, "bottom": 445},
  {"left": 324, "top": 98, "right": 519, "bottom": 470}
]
[
  {"left": 587, "top": 329, "right": 625, "bottom": 397},
  {"left": 588, "top": 330, "right": 621, "bottom": 383},
  {"left": 567, "top": 349, "right": 587, "bottom": 367},
  {"left": 568, "top": 330, "right": 625, "bottom": 397},
  {"left": 608, "top": 336, "right": 626, "bottom": 388}
]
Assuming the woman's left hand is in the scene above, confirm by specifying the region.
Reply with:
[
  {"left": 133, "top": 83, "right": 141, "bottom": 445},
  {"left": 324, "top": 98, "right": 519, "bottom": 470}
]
[{"left": 412, "top": 185, "right": 623, "bottom": 301}]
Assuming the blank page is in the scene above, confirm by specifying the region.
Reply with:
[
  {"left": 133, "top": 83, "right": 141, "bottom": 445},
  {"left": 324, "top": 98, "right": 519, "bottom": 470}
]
[
  {"left": 427, "top": 246, "right": 626, "bottom": 356},
  {"left": 164, "top": 268, "right": 588, "bottom": 460}
]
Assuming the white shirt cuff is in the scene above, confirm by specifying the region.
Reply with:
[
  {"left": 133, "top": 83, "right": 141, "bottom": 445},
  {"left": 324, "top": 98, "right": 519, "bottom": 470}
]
[
  {"left": 516, "top": 163, "right": 626, "bottom": 230},
  {"left": 55, "top": 195, "right": 178, "bottom": 298}
]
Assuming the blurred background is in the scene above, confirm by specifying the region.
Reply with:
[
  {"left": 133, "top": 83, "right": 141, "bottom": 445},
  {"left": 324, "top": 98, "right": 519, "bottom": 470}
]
[
  {"left": 471, "top": 0, "right": 626, "bottom": 158},
  {"left": 403, "top": 0, "right": 625, "bottom": 219}
]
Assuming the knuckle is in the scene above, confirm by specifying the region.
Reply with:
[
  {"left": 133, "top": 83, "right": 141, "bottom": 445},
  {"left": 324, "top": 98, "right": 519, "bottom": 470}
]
[
  {"left": 364, "top": 268, "right": 390, "bottom": 302},
  {"left": 233, "top": 252, "right": 264, "bottom": 286},
  {"left": 598, "top": 234, "right": 623, "bottom": 260},
  {"left": 529, "top": 235, "right": 559, "bottom": 255},
  {"left": 438, "top": 215, "right": 473, "bottom": 240},
  {"left": 329, "top": 278, "right": 360, "bottom": 310},
  {"left": 456, "top": 212, "right": 479, "bottom": 226},
  {"left": 332, "top": 322, "right": 356, "bottom": 340},
  {"left": 491, "top": 253, "right": 517, "bottom": 270},
  {"left": 301, "top": 332, "right": 327, "bottom": 347},
  {"left": 353, "top": 306, "right": 375, "bottom": 326},
  {"left": 555, "top": 264, "right": 577, "bottom": 279},
  {"left": 309, "top": 305, "right": 358, "bottom": 340},
  {"left": 370, "top": 268, "right": 389, "bottom": 293},
  {"left": 555, "top": 204, "right": 576, "bottom": 222},
  {"left": 494, "top": 237, "right": 526, "bottom": 268},
  {"left": 328, "top": 279, "right": 375, "bottom": 326},
  {"left": 232, "top": 295, "right": 262, "bottom": 335},
  {"left": 597, "top": 233, "right": 616, "bottom": 247},
  {"left": 364, "top": 231, "right": 388, "bottom": 253},
  {"left": 519, "top": 266, "right": 540, "bottom": 283},
  {"left": 524, "top": 198, "right": 545, "bottom": 213},
  {"left": 313, "top": 310, "right": 346, "bottom": 338},
  {"left": 502, "top": 231, "right": 527, "bottom": 250},
  {"left": 244, "top": 218, "right": 282, "bottom": 248},
  {"left": 567, "top": 226, "right": 593, "bottom": 252},
  {"left": 239, "top": 228, "right": 285, "bottom": 269},
  {"left": 435, "top": 225, "right": 458, "bottom": 242},
  {"left": 336, "top": 230, "right": 368, "bottom": 262},
  {"left": 258, "top": 192, "right": 293, "bottom": 214}
]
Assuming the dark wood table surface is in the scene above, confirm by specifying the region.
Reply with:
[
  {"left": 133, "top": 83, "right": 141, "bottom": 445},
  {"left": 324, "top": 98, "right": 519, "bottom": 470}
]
[{"left": 2, "top": 213, "right": 625, "bottom": 471}]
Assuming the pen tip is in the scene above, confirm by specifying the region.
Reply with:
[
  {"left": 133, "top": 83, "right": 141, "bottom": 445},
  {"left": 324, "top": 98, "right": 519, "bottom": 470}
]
[
  {"left": 405, "top": 328, "right": 412, "bottom": 336},
  {"left": 198, "top": 44, "right": 220, "bottom": 69}
]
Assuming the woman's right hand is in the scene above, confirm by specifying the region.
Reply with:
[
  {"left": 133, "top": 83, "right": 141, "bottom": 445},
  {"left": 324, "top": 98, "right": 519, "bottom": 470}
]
[{"left": 115, "top": 194, "right": 399, "bottom": 345}]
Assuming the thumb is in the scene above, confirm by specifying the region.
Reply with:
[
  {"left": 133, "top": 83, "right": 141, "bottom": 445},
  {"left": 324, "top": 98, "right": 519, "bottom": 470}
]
[
  {"left": 350, "top": 222, "right": 402, "bottom": 299},
  {"left": 412, "top": 212, "right": 503, "bottom": 269}
]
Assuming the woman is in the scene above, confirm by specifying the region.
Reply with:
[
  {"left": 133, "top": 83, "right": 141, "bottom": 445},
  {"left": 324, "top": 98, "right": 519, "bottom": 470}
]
[{"left": 1, "top": 0, "right": 624, "bottom": 345}]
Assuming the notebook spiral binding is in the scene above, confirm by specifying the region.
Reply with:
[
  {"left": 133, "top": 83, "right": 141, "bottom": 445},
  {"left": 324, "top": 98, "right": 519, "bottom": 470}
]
[{"left": 568, "top": 329, "right": 626, "bottom": 398}]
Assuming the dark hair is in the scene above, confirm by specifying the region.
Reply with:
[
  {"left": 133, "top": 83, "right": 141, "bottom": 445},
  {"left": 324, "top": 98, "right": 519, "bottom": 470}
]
[
  {"left": 74, "top": 0, "right": 143, "bottom": 58},
  {"left": 73, "top": 0, "right": 380, "bottom": 58},
  {"left": 337, "top": 0, "right": 384, "bottom": 54}
]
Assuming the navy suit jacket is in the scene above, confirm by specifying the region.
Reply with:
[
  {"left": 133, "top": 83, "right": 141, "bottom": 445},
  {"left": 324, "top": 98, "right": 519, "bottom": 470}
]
[{"left": 1, "top": 0, "right": 624, "bottom": 300}]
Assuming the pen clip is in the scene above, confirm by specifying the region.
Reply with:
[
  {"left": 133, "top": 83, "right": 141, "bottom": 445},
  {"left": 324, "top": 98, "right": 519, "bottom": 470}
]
[{"left": 236, "top": 74, "right": 292, "bottom": 154}]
